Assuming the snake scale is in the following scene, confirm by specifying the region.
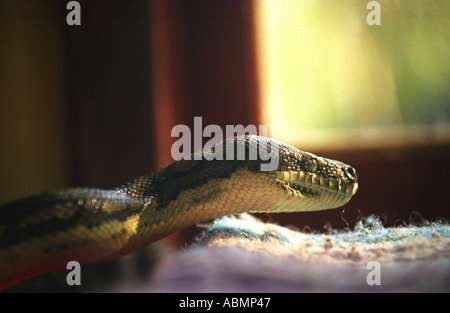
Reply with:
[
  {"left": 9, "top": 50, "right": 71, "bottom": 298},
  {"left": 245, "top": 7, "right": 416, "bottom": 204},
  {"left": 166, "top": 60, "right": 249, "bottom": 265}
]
[{"left": 0, "top": 135, "right": 358, "bottom": 290}]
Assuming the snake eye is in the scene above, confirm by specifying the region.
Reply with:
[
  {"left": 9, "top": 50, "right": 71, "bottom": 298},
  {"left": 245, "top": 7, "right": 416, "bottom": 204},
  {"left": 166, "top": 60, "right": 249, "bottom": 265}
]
[
  {"left": 303, "top": 157, "right": 318, "bottom": 172},
  {"left": 344, "top": 166, "right": 357, "bottom": 183}
]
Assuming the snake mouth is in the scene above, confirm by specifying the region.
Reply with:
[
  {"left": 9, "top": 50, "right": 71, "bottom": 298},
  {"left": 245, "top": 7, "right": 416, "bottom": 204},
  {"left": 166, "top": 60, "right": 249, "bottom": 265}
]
[
  {"left": 275, "top": 170, "right": 358, "bottom": 209},
  {"left": 276, "top": 170, "right": 358, "bottom": 195}
]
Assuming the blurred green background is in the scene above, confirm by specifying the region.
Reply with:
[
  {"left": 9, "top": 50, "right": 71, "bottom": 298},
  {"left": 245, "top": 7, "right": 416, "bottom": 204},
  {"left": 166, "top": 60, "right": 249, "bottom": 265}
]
[{"left": 256, "top": 0, "right": 449, "bottom": 147}]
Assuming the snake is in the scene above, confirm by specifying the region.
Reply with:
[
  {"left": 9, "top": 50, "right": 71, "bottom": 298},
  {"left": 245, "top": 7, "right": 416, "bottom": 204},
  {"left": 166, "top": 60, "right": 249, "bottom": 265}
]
[{"left": 0, "top": 135, "right": 358, "bottom": 290}]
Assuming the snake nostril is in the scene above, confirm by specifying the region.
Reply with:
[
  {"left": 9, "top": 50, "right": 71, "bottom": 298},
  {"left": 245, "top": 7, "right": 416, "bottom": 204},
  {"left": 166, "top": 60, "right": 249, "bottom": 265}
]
[{"left": 344, "top": 166, "right": 357, "bottom": 183}]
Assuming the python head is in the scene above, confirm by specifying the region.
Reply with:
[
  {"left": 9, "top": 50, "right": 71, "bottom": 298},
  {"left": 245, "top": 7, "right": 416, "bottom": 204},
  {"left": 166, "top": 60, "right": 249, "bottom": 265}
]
[
  {"left": 155, "top": 135, "right": 358, "bottom": 217},
  {"left": 263, "top": 136, "right": 358, "bottom": 212}
]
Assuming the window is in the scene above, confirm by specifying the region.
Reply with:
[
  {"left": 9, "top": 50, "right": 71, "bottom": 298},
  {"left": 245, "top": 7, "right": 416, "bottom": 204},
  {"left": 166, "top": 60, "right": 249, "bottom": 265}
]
[{"left": 255, "top": 0, "right": 449, "bottom": 150}]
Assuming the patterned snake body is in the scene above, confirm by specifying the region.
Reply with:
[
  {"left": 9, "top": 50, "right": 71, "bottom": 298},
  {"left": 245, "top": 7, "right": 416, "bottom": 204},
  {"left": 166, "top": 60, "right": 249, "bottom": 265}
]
[{"left": 0, "top": 136, "right": 358, "bottom": 290}]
